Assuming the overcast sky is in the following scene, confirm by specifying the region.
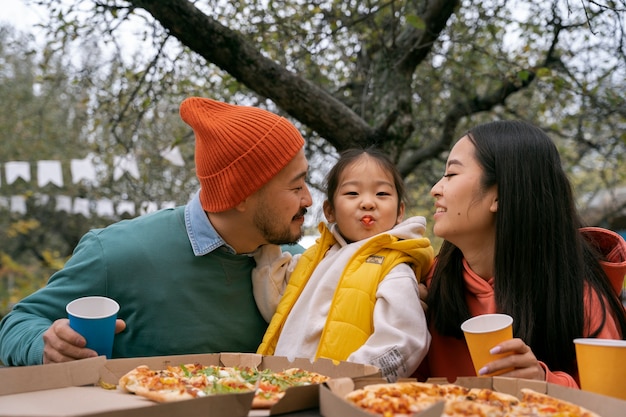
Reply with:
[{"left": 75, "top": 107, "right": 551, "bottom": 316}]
[{"left": 2, "top": 0, "right": 48, "bottom": 29}]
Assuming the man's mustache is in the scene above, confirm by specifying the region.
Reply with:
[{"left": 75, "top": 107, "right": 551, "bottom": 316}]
[{"left": 293, "top": 208, "right": 307, "bottom": 220}]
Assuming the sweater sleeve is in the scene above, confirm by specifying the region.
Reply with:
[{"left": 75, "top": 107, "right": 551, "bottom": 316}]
[
  {"left": 252, "top": 245, "right": 300, "bottom": 322},
  {"left": 541, "top": 362, "right": 579, "bottom": 387},
  {"left": 0, "top": 231, "right": 109, "bottom": 366},
  {"left": 348, "top": 264, "right": 431, "bottom": 382}
]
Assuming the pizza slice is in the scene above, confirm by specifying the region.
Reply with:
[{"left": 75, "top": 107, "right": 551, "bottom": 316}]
[
  {"left": 277, "top": 367, "right": 330, "bottom": 384},
  {"left": 118, "top": 365, "right": 198, "bottom": 402},
  {"left": 466, "top": 387, "right": 520, "bottom": 408},
  {"left": 444, "top": 399, "right": 507, "bottom": 417},
  {"left": 345, "top": 382, "right": 448, "bottom": 416},
  {"left": 249, "top": 367, "right": 330, "bottom": 408},
  {"left": 519, "top": 388, "right": 602, "bottom": 417}
]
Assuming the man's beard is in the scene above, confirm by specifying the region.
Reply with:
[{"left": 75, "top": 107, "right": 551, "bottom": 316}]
[{"left": 253, "top": 204, "right": 306, "bottom": 245}]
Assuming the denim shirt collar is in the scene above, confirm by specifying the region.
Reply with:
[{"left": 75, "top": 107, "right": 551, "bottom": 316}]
[{"left": 185, "top": 191, "right": 237, "bottom": 256}]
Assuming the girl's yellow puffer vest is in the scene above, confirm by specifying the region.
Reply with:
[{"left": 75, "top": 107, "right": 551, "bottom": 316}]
[{"left": 257, "top": 222, "right": 434, "bottom": 361}]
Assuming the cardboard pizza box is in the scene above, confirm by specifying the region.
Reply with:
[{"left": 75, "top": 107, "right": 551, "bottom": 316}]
[
  {"left": 319, "top": 376, "right": 626, "bottom": 417},
  {"left": 0, "top": 352, "right": 378, "bottom": 417}
]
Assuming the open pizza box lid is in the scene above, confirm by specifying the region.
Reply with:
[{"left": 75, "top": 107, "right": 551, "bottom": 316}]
[
  {"left": 0, "top": 352, "right": 379, "bottom": 417},
  {"left": 319, "top": 376, "right": 626, "bottom": 417}
]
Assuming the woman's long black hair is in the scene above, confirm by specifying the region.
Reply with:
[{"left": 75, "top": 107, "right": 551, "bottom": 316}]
[{"left": 426, "top": 120, "right": 626, "bottom": 375}]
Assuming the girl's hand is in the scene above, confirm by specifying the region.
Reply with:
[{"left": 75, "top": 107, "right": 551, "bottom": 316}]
[{"left": 479, "top": 338, "right": 546, "bottom": 381}]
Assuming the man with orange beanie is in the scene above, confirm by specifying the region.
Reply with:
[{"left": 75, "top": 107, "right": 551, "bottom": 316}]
[{"left": 0, "top": 97, "right": 313, "bottom": 366}]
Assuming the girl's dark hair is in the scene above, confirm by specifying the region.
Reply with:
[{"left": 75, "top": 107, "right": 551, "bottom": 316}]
[
  {"left": 426, "top": 120, "right": 626, "bottom": 375},
  {"left": 325, "top": 147, "right": 407, "bottom": 213}
]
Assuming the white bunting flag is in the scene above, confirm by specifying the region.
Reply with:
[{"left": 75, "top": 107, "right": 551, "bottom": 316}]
[
  {"left": 37, "top": 160, "right": 64, "bottom": 187},
  {"left": 113, "top": 154, "right": 140, "bottom": 180},
  {"left": 117, "top": 201, "right": 136, "bottom": 216},
  {"left": 5, "top": 161, "right": 31, "bottom": 184},
  {"left": 161, "top": 146, "right": 185, "bottom": 166},
  {"left": 55, "top": 195, "right": 73, "bottom": 212},
  {"left": 96, "top": 199, "right": 116, "bottom": 217},
  {"left": 10, "top": 195, "right": 27, "bottom": 214},
  {"left": 71, "top": 157, "right": 97, "bottom": 184},
  {"left": 139, "top": 201, "right": 159, "bottom": 215},
  {"left": 73, "top": 198, "right": 91, "bottom": 217}
]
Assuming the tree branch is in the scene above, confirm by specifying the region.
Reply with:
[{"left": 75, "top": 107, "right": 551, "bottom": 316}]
[{"left": 129, "top": 0, "right": 372, "bottom": 150}]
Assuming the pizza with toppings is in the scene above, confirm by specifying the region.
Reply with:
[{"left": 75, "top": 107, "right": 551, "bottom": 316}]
[
  {"left": 118, "top": 363, "right": 329, "bottom": 408},
  {"left": 344, "top": 381, "right": 601, "bottom": 417}
]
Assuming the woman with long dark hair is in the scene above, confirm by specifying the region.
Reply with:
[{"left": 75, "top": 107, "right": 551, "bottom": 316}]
[{"left": 416, "top": 120, "right": 626, "bottom": 387}]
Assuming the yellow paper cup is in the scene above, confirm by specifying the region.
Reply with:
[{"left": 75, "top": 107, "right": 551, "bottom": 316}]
[
  {"left": 574, "top": 338, "right": 626, "bottom": 400},
  {"left": 461, "top": 314, "right": 513, "bottom": 376}
]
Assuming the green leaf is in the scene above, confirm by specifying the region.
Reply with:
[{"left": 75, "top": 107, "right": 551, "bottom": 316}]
[
  {"left": 536, "top": 67, "right": 552, "bottom": 78},
  {"left": 517, "top": 70, "right": 530, "bottom": 82},
  {"left": 406, "top": 14, "right": 426, "bottom": 30}
]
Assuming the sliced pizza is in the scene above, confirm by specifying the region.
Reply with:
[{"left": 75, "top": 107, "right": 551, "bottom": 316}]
[
  {"left": 117, "top": 363, "right": 329, "bottom": 409},
  {"left": 344, "top": 381, "right": 602, "bottom": 417}
]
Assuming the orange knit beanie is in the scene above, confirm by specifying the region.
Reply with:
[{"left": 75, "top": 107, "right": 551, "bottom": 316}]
[{"left": 180, "top": 97, "right": 305, "bottom": 212}]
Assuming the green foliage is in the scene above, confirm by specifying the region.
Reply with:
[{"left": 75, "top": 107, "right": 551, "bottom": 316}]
[{"left": 0, "top": 251, "right": 60, "bottom": 317}]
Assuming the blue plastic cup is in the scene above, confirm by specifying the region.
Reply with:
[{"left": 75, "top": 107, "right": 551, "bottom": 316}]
[{"left": 66, "top": 296, "right": 120, "bottom": 359}]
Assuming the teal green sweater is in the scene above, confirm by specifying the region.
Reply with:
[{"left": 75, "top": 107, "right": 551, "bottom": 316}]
[{"left": 0, "top": 204, "right": 302, "bottom": 366}]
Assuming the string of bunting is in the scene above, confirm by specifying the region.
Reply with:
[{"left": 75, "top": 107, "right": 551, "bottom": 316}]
[{"left": 0, "top": 148, "right": 185, "bottom": 217}]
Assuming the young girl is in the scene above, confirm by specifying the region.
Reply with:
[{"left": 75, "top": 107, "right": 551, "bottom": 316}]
[
  {"left": 253, "top": 147, "right": 434, "bottom": 381},
  {"left": 416, "top": 120, "right": 626, "bottom": 387}
]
